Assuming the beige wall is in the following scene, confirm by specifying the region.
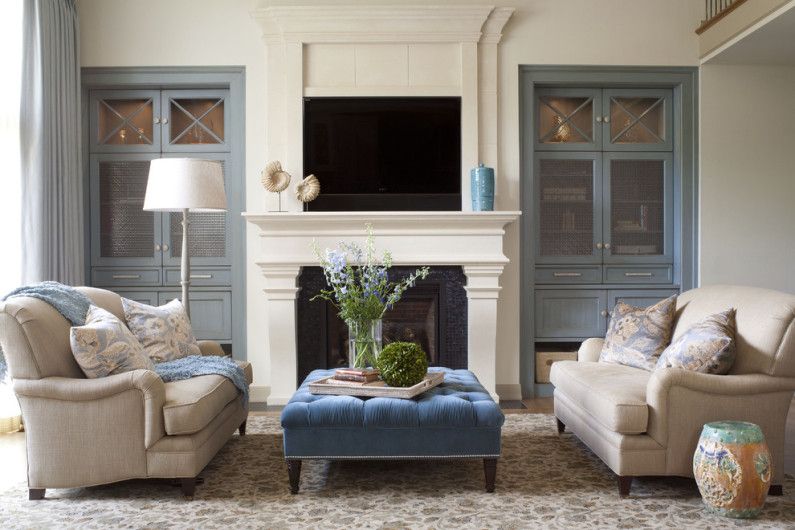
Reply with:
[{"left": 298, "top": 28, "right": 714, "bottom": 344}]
[
  {"left": 699, "top": 64, "right": 795, "bottom": 293},
  {"left": 77, "top": 0, "right": 701, "bottom": 399}
]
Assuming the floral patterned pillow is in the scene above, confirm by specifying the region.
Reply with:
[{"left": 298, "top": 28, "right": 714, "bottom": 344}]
[
  {"left": 70, "top": 306, "right": 155, "bottom": 378},
  {"left": 599, "top": 295, "right": 677, "bottom": 371},
  {"left": 122, "top": 298, "right": 201, "bottom": 363},
  {"left": 656, "top": 309, "right": 736, "bottom": 374}
]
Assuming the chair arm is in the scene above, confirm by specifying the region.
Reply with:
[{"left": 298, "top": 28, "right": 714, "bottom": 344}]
[
  {"left": 578, "top": 338, "right": 604, "bottom": 362},
  {"left": 645, "top": 368, "right": 795, "bottom": 477},
  {"left": 14, "top": 370, "right": 166, "bottom": 448},
  {"left": 198, "top": 340, "right": 226, "bottom": 357}
]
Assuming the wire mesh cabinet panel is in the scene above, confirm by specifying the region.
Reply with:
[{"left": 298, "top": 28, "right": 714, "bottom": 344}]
[
  {"left": 602, "top": 89, "right": 673, "bottom": 152},
  {"left": 535, "top": 88, "right": 602, "bottom": 151},
  {"left": 602, "top": 152, "right": 673, "bottom": 264},
  {"left": 535, "top": 152, "right": 603, "bottom": 264},
  {"left": 90, "top": 153, "right": 162, "bottom": 267},
  {"left": 161, "top": 90, "right": 231, "bottom": 153},
  {"left": 162, "top": 153, "right": 233, "bottom": 267},
  {"left": 89, "top": 90, "right": 161, "bottom": 154}
]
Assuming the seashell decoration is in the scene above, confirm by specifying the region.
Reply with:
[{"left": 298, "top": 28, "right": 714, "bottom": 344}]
[
  {"left": 295, "top": 174, "right": 321, "bottom": 203},
  {"left": 261, "top": 161, "right": 291, "bottom": 193}
]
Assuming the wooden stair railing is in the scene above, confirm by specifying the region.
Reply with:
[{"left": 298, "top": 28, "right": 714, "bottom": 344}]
[{"left": 696, "top": 0, "right": 749, "bottom": 34}]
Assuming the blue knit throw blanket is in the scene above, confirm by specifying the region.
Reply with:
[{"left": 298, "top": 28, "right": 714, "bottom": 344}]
[
  {"left": 2, "top": 281, "right": 91, "bottom": 325},
  {"left": 154, "top": 355, "right": 249, "bottom": 406}
]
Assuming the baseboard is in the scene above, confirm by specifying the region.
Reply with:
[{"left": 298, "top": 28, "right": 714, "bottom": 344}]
[
  {"left": 250, "top": 385, "right": 270, "bottom": 404},
  {"left": 496, "top": 383, "right": 522, "bottom": 401}
]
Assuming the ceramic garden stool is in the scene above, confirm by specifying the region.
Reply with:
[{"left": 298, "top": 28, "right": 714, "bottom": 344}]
[
  {"left": 693, "top": 421, "right": 772, "bottom": 518},
  {"left": 280, "top": 368, "right": 504, "bottom": 494}
]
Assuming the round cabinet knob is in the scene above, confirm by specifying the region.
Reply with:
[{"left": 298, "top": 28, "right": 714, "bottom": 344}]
[
  {"left": 155, "top": 244, "right": 161, "bottom": 251},
  {"left": 596, "top": 242, "right": 603, "bottom": 249},
  {"left": 596, "top": 116, "right": 603, "bottom": 123},
  {"left": 603, "top": 116, "right": 611, "bottom": 123},
  {"left": 162, "top": 244, "right": 170, "bottom": 252},
  {"left": 600, "top": 310, "right": 608, "bottom": 317},
  {"left": 604, "top": 243, "right": 611, "bottom": 249},
  {"left": 153, "top": 117, "right": 161, "bottom": 124},
  {"left": 161, "top": 118, "right": 169, "bottom": 124}
]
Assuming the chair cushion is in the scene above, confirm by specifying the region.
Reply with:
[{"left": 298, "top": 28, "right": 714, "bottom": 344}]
[
  {"left": 122, "top": 298, "right": 200, "bottom": 363},
  {"left": 550, "top": 360, "right": 650, "bottom": 434},
  {"left": 600, "top": 295, "right": 677, "bottom": 371},
  {"left": 163, "top": 374, "right": 238, "bottom": 436},
  {"left": 70, "top": 306, "right": 155, "bottom": 378}
]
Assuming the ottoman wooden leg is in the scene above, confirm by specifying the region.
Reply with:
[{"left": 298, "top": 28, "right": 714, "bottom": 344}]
[
  {"left": 287, "top": 459, "right": 302, "bottom": 494},
  {"left": 483, "top": 458, "right": 498, "bottom": 493}
]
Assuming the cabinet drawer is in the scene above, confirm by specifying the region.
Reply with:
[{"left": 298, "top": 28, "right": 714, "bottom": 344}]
[
  {"left": 535, "top": 289, "right": 607, "bottom": 339},
  {"left": 164, "top": 268, "right": 231, "bottom": 287},
  {"left": 92, "top": 268, "right": 161, "bottom": 287},
  {"left": 113, "top": 291, "right": 159, "bottom": 306},
  {"left": 535, "top": 266, "right": 601, "bottom": 284},
  {"left": 604, "top": 265, "right": 672, "bottom": 284},
  {"left": 158, "top": 291, "right": 232, "bottom": 341}
]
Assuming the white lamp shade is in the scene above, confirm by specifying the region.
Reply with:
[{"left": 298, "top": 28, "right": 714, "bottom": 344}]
[{"left": 143, "top": 158, "right": 228, "bottom": 212}]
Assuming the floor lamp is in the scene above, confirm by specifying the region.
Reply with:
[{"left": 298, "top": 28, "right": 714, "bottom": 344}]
[{"left": 143, "top": 158, "right": 227, "bottom": 319}]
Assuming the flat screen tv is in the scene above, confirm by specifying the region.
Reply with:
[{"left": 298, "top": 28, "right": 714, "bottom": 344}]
[{"left": 303, "top": 97, "right": 461, "bottom": 211}]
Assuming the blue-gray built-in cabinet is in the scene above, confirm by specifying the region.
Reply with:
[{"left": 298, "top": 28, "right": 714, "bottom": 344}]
[
  {"left": 521, "top": 67, "right": 698, "bottom": 397},
  {"left": 81, "top": 67, "right": 246, "bottom": 359}
]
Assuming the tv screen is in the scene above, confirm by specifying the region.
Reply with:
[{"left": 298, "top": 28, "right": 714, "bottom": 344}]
[{"left": 303, "top": 97, "right": 461, "bottom": 211}]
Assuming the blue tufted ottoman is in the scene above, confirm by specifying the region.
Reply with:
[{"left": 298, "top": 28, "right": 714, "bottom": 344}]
[{"left": 280, "top": 368, "right": 505, "bottom": 493}]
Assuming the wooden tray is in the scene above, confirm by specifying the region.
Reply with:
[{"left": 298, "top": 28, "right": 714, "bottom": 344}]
[{"left": 309, "top": 371, "right": 444, "bottom": 399}]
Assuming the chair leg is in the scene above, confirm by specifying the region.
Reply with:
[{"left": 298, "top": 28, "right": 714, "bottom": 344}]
[
  {"left": 618, "top": 476, "right": 633, "bottom": 497},
  {"left": 483, "top": 458, "right": 498, "bottom": 493},
  {"left": 287, "top": 459, "right": 302, "bottom": 494},
  {"left": 181, "top": 477, "right": 196, "bottom": 498},
  {"left": 28, "top": 488, "right": 45, "bottom": 501},
  {"left": 556, "top": 417, "right": 565, "bottom": 434},
  {"left": 769, "top": 484, "right": 783, "bottom": 496},
  {"left": 238, "top": 420, "right": 247, "bottom": 436}
]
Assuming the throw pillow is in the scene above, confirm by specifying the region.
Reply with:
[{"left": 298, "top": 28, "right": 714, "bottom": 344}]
[
  {"left": 70, "top": 305, "right": 155, "bottom": 378},
  {"left": 656, "top": 309, "right": 736, "bottom": 374},
  {"left": 122, "top": 298, "right": 201, "bottom": 363},
  {"left": 599, "top": 295, "right": 677, "bottom": 371}
]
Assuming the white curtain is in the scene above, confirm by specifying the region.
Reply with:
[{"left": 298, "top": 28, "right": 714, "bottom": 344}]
[
  {"left": 20, "top": 0, "right": 83, "bottom": 285},
  {"left": 0, "top": 0, "right": 23, "bottom": 432}
]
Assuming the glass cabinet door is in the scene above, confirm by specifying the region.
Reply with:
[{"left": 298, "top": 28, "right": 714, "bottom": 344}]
[
  {"left": 535, "top": 88, "right": 601, "bottom": 151},
  {"left": 162, "top": 153, "right": 232, "bottom": 267},
  {"left": 602, "top": 89, "right": 673, "bottom": 151},
  {"left": 161, "top": 90, "right": 231, "bottom": 152},
  {"left": 90, "top": 154, "right": 162, "bottom": 266},
  {"left": 89, "top": 90, "right": 161, "bottom": 153},
  {"left": 602, "top": 152, "right": 673, "bottom": 264},
  {"left": 535, "top": 153, "right": 603, "bottom": 264}
]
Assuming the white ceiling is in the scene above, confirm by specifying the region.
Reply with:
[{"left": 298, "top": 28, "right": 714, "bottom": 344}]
[{"left": 706, "top": 5, "right": 795, "bottom": 65}]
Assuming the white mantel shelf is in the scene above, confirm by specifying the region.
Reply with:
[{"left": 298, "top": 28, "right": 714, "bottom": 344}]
[{"left": 244, "top": 210, "right": 521, "bottom": 405}]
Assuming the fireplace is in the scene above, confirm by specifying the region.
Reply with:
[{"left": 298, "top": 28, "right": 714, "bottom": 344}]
[{"left": 296, "top": 266, "right": 467, "bottom": 384}]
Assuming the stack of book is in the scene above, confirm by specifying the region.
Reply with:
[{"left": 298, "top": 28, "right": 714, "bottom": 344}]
[{"left": 327, "top": 368, "right": 382, "bottom": 386}]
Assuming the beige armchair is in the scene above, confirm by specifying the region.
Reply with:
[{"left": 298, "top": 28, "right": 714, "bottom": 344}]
[
  {"left": 550, "top": 285, "right": 795, "bottom": 496},
  {"left": 0, "top": 287, "right": 250, "bottom": 499}
]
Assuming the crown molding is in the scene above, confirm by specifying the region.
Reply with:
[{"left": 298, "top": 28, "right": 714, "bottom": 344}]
[{"left": 251, "top": 4, "right": 498, "bottom": 44}]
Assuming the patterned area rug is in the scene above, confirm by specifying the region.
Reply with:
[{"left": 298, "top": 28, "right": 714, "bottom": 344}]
[{"left": 1, "top": 414, "right": 793, "bottom": 529}]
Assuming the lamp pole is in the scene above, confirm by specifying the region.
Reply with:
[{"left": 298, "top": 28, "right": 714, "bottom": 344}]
[{"left": 181, "top": 208, "right": 191, "bottom": 318}]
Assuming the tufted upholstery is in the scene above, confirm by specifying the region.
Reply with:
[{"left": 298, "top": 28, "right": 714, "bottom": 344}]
[
  {"left": 281, "top": 368, "right": 504, "bottom": 459},
  {"left": 283, "top": 368, "right": 503, "bottom": 429}
]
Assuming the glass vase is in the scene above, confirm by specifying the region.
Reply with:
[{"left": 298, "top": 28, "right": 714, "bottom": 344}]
[{"left": 347, "top": 319, "right": 382, "bottom": 369}]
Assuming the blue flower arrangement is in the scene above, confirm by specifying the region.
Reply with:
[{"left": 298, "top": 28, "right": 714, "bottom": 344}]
[{"left": 312, "top": 224, "right": 429, "bottom": 367}]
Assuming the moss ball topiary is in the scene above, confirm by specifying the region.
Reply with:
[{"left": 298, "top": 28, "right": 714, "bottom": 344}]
[{"left": 377, "top": 342, "right": 428, "bottom": 387}]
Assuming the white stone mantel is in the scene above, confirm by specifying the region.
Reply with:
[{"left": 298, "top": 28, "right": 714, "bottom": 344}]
[{"left": 244, "top": 211, "right": 520, "bottom": 404}]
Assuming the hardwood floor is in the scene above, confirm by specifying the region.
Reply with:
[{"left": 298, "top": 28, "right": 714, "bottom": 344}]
[{"left": 1, "top": 397, "right": 793, "bottom": 488}]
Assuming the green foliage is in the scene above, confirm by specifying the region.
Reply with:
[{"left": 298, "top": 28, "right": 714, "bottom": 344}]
[{"left": 377, "top": 342, "right": 428, "bottom": 387}]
